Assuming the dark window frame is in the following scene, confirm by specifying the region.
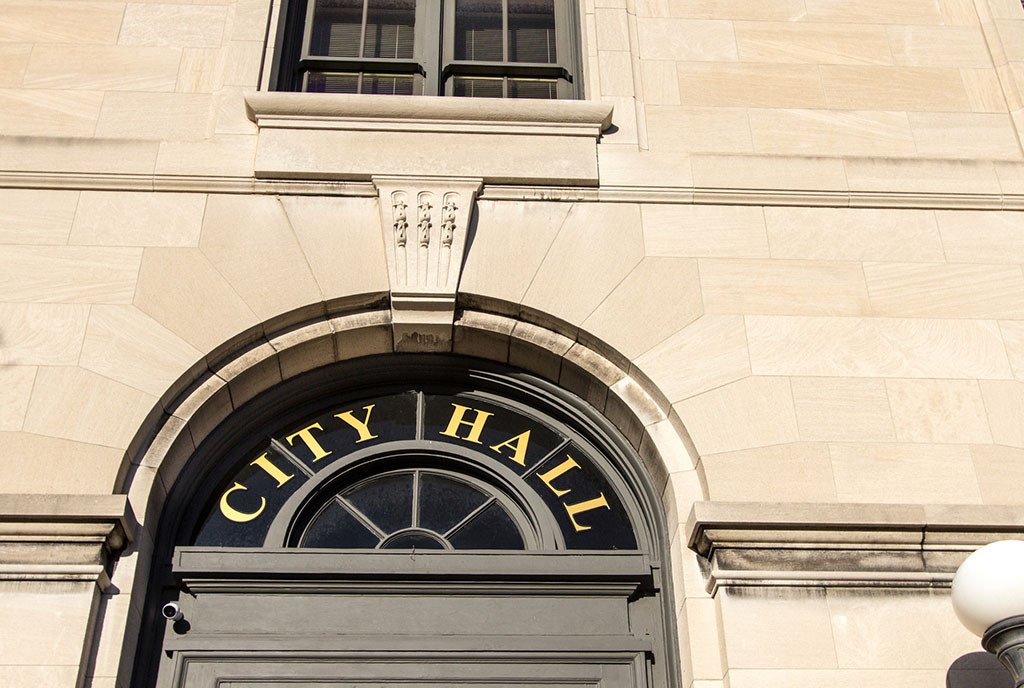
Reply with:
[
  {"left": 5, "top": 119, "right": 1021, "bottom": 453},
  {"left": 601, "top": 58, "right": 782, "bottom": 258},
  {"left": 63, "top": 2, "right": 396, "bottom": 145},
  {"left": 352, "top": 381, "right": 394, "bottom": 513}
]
[{"left": 269, "top": 0, "right": 583, "bottom": 98}]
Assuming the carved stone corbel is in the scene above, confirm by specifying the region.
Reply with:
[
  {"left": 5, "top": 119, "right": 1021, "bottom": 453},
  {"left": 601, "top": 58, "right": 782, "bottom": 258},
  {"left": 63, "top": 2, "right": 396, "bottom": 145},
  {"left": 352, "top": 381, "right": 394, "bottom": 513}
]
[{"left": 374, "top": 176, "right": 482, "bottom": 352}]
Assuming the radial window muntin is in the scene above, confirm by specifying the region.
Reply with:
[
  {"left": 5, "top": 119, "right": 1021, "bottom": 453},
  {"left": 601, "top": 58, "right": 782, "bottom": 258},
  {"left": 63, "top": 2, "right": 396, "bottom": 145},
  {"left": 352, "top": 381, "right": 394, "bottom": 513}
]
[
  {"left": 294, "top": 465, "right": 536, "bottom": 550},
  {"left": 265, "top": 443, "right": 562, "bottom": 549}
]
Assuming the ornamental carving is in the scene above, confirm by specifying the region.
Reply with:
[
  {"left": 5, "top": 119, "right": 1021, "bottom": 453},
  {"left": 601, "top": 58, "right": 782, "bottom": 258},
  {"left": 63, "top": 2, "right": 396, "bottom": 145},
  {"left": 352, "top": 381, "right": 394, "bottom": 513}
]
[
  {"left": 440, "top": 196, "right": 457, "bottom": 248},
  {"left": 374, "top": 177, "right": 483, "bottom": 352},
  {"left": 391, "top": 195, "right": 408, "bottom": 248},
  {"left": 417, "top": 194, "right": 433, "bottom": 248}
]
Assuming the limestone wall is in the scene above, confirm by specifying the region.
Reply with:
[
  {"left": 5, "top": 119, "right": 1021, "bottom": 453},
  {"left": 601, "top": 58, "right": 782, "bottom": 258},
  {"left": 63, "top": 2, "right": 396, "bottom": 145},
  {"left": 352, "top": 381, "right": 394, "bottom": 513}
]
[
  {"left": 3, "top": 0, "right": 1024, "bottom": 176},
  {"left": 3, "top": 189, "right": 1023, "bottom": 687},
  {"left": 591, "top": 0, "right": 1024, "bottom": 158},
  {"left": 3, "top": 0, "right": 1024, "bottom": 687}
]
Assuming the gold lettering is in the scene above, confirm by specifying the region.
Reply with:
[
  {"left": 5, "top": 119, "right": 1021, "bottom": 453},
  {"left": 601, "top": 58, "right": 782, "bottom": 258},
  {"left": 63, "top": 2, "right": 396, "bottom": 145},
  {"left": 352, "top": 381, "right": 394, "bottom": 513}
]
[
  {"left": 335, "top": 404, "right": 379, "bottom": 443},
  {"left": 535, "top": 456, "right": 580, "bottom": 497},
  {"left": 439, "top": 403, "right": 494, "bottom": 444},
  {"left": 489, "top": 430, "right": 531, "bottom": 466},
  {"left": 219, "top": 482, "right": 266, "bottom": 523},
  {"left": 564, "top": 493, "right": 610, "bottom": 532},
  {"left": 286, "top": 423, "right": 332, "bottom": 462},
  {"left": 249, "top": 452, "right": 294, "bottom": 487}
]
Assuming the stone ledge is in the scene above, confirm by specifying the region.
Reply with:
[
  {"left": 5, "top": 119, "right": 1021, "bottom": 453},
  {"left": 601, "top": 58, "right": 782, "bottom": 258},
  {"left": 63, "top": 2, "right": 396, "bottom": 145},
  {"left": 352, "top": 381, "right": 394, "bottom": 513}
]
[
  {"left": 685, "top": 502, "right": 1024, "bottom": 593},
  {"left": 0, "top": 494, "right": 136, "bottom": 589},
  {"left": 5, "top": 152, "right": 1024, "bottom": 210},
  {"left": 244, "top": 92, "right": 614, "bottom": 135},
  {"left": 0, "top": 494, "right": 134, "bottom": 521},
  {"left": 243, "top": 92, "right": 611, "bottom": 185}
]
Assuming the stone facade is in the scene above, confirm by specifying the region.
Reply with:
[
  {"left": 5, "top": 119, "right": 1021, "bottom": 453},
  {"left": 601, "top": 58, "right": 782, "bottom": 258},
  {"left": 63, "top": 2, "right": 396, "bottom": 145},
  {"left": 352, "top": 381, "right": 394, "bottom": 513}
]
[{"left": 3, "top": 0, "right": 1024, "bottom": 686}]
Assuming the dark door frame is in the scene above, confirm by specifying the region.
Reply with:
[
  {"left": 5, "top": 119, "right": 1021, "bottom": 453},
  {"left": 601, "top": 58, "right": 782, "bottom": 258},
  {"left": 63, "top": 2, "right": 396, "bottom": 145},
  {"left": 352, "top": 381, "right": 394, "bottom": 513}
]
[{"left": 131, "top": 355, "right": 681, "bottom": 688}]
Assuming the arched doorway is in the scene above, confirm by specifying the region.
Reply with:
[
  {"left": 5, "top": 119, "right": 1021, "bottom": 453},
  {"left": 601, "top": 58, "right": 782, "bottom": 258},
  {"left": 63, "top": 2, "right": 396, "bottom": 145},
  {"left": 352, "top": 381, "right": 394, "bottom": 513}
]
[{"left": 132, "top": 355, "right": 680, "bottom": 688}]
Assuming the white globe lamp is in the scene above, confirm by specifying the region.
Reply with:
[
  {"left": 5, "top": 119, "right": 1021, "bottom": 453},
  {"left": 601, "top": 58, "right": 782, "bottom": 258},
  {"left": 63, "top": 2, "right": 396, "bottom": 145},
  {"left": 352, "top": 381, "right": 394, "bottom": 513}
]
[{"left": 952, "top": 540, "right": 1024, "bottom": 687}]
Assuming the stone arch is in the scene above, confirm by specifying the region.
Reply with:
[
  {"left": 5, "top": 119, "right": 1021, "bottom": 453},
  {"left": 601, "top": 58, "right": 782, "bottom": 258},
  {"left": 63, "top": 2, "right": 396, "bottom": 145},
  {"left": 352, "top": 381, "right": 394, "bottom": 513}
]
[
  {"left": 99, "top": 298, "right": 710, "bottom": 688},
  {"left": 115, "top": 299, "right": 706, "bottom": 522}
]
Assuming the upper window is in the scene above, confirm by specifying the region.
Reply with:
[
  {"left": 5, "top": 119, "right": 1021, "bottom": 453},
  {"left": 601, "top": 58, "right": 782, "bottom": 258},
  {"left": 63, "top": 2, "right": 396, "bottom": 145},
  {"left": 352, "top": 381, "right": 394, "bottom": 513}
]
[{"left": 271, "top": 0, "right": 582, "bottom": 98}]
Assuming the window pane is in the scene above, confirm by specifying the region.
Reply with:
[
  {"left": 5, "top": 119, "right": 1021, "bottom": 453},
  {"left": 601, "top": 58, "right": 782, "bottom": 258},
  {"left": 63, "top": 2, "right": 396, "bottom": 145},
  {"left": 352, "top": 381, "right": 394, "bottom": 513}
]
[
  {"left": 449, "top": 502, "right": 525, "bottom": 549},
  {"left": 306, "top": 71, "right": 360, "bottom": 92},
  {"left": 507, "top": 78, "right": 557, "bottom": 99},
  {"left": 307, "top": 72, "right": 414, "bottom": 94},
  {"left": 362, "top": 74, "right": 415, "bottom": 95},
  {"left": 364, "top": 0, "right": 416, "bottom": 59},
  {"left": 452, "top": 76, "right": 504, "bottom": 97},
  {"left": 310, "top": 0, "right": 363, "bottom": 57},
  {"left": 418, "top": 473, "right": 489, "bottom": 534},
  {"left": 455, "top": 0, "right": 504, "bottom": 62},
  {"left": 294, "top": 468, "right": 529, "bottom": 550},
  {"left": 344, "top": 473, "right": 414, "bottom": 533},
  {"left": 300, "top": 501, "right": 382, "bottom": 548},
  {"left": 508, "top": 0, "right": 555, "bottom": 63}
]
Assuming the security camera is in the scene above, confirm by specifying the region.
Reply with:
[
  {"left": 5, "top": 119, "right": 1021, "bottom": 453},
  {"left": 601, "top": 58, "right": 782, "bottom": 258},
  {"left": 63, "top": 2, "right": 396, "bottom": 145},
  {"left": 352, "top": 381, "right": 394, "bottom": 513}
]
[{"left": 161, "top": 602, "right": 184, "bottom": 622}]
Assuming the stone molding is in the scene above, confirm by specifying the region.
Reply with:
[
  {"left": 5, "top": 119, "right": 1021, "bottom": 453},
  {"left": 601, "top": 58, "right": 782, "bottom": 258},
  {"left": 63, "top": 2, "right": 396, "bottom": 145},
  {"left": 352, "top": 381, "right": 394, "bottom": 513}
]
[
  {"left": 6, "top": 170, "right": 1024, "bottom": 210},
  {"left": 686, "top": 501, "right": 1024, "bottom": 594},
  {"left": 0, "top": 494, "right": 136, "bottom": 590},
  {"left": 118, "top": 301, "right": 700, "bottom": 515},
  {"left": 243, "top": 92, "right": 611, "bottom": 185},
  {"left": 373, "top": 176, "right": 483, "bottom": 352},
  {"left": 244, "top": 92, "right": 614, "bottom": 135},
  {"left": 0, "top": 170, "right": 379, "bottom": 196}
]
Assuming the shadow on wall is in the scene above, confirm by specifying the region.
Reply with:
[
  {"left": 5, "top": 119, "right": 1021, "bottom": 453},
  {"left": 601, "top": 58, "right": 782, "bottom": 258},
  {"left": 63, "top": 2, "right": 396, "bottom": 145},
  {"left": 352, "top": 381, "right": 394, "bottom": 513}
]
[{"left": 948, "top": 652, "right": 1012, "bottom": 688}]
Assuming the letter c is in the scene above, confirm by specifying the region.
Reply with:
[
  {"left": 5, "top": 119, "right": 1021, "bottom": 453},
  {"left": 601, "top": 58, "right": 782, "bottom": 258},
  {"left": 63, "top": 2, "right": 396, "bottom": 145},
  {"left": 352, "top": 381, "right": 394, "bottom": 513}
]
[{"left": 219, "top": 482, "right": 266, "bottom": 523}]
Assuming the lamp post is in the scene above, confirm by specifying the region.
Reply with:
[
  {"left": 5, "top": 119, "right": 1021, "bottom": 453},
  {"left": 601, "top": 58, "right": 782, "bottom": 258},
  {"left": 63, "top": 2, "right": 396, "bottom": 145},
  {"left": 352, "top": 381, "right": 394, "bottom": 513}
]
[{"left": 952, "top": 540, "right": 1024, "bottom": 687}]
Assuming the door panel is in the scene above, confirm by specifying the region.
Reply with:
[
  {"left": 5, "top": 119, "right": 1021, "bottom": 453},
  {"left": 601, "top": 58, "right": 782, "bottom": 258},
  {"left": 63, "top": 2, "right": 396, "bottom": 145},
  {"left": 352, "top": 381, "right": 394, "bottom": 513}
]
[{"left": 175, "top": 655, "right": 648, "bottom": 688}]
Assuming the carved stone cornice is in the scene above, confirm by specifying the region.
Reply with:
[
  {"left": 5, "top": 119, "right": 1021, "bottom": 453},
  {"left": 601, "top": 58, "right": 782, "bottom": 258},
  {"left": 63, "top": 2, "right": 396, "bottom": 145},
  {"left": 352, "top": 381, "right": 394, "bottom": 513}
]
[
  {"left": 374, "top": 176, "right": 482, "bottom": 352},
  {"left": 0, "top": 494, "right": 136, "bottom": 590},
  {"left": 686, "top": 502, "right": 1024, "bottom": 594}
]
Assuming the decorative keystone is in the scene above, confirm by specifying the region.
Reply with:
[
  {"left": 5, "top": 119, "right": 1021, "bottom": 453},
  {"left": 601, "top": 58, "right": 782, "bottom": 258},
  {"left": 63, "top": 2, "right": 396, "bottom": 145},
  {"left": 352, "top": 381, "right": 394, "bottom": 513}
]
[{"left": 374, "top": 176, "right": 482, "bottom": 352}]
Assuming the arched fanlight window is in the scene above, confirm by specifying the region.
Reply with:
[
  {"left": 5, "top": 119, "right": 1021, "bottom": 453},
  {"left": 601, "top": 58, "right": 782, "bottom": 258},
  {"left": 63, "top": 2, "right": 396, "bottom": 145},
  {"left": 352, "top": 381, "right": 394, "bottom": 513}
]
[
  {"left": 135, "top": 356, "right": 678, "bottom": 688},
  {"left": 296, "top": 468, "right": 530, "bottom": 550},
  {"left": 188, "top": 385, "right": 641, "bottom": 552}
]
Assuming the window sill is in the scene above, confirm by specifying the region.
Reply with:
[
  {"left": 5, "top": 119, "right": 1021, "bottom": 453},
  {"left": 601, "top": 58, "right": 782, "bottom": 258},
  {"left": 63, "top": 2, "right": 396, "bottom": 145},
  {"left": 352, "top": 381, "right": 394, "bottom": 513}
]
[{"left": 244, "top": 92, "right": 613, "bottom": 186}]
